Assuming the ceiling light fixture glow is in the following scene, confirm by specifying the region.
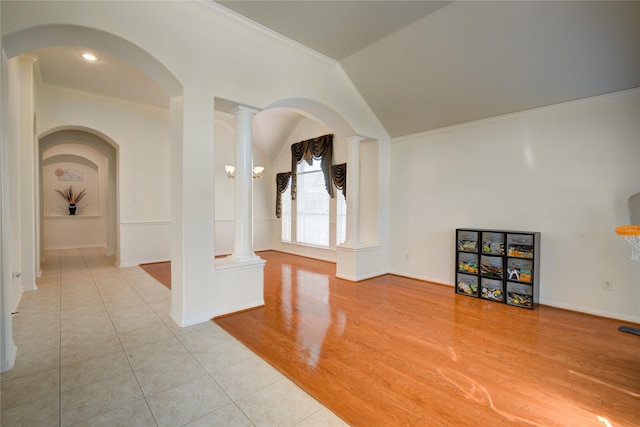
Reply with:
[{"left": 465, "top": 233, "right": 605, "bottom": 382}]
[{"left": 80, "top": 52, "right": 98, "bottom": 62}]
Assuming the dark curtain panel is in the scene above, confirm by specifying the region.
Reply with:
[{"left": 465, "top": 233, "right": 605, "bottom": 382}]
[
  {"left": 332, "top": 163, "right": 347, "bottom": 198},
  {"left": 275, "top": 172, "right": 292, "bottom": 219},
  {"left": 290, "top": 134, "right": 334, "bottom": 200}
]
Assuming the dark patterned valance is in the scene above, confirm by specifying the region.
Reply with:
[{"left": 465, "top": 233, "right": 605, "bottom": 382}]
[
  {"left": 275, "top": 172, "right": 292, "bottom": 219},
  {"left": 291, "top": 134, "right": 334, "bottom": 200},
  {"left": 332, "top": 163, "right": 347, "bottom": 198}
]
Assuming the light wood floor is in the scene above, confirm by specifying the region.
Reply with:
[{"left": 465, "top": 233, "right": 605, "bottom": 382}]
[{"left": 214, "top": 251, "right": 640, "bottom": 426}]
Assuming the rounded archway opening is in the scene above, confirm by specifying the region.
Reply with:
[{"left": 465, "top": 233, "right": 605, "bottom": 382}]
[
  {"left": 40, "top": 129, "right": 118, "bottom": 258},
  {"left": 263, "top": 98, "right": 356, "bottom": 140},
  {"left": 5, "top": 23, "right": 183, "bottom": 268}
]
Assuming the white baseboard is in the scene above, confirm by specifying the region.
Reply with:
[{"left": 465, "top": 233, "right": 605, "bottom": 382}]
[
  {"left": 388, "top": 270, "right": 453, "bottom": 287},
  {"left": 118, "top": 257, "right": 171, "bottom": 268},
  {"left": 538, "top": 299, "right": 640, "bottom": 324},
  {"left": 390, "top": 270, "right": 639, "bottom": 324},
  {"left": 43, "top": 244, "right": 108, "bottom": 251},
  {"left": 336, "top": 269, "right": 390, "bottom": 282}
]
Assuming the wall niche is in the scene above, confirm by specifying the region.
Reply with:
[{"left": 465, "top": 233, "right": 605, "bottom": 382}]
[
  {"left": 43, "top": 154, "right": 99, "bottom": 216},
  {"left": 41, "top": 141, "right": 110, "bottom": 251}
]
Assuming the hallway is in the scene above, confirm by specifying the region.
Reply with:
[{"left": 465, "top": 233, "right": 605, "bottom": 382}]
[{"left": 0, "top": 248, "right": 345, "bottom": 426}]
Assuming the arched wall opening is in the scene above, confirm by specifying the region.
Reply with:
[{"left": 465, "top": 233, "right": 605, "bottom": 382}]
[
  {"left": 262, "top": 98, "right": 380, "bottom": 262},
  {"left": 3, "top": 23, "right": 183, "bottom": 263},
  {"left": 264, "top": 98, "right": 356, "bottom": 140},
  {"left": 3, "top": 24, "right": 181, "bottom": 97},
  {"left": 40, "top": 129, "right": 118, "bottom": 257}
]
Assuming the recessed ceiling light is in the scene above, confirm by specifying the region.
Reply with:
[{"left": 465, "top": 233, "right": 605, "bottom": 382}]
[{"left": 80, "top": 52, "right": 98, "bottom": 62}]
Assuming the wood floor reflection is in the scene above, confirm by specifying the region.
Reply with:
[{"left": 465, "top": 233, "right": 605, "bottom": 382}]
[{"left": 215, "top": 251, "right": 640, "bottom": 426}]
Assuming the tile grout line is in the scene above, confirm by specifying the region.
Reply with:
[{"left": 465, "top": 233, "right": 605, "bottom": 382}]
[
  {"left": 57, "top": 249, "right": 63, "bottom": 427},
  {"left": 116, "top": 260, "right": 229, "bottom": 425},
  {"left": 81, "top": 247, "right": 160, "bottom": 427},
  {"left": 118, "top": 260, "right": 262, "bottom": 425},
  {"left": 68, "top": 247, "right": 101, "bottom": 427},
  {"left": 102, "top": 250, "right": 162, "bottom": 426},
  {"left": 176, "top": 333, "right": 258, "bottom": 426}
]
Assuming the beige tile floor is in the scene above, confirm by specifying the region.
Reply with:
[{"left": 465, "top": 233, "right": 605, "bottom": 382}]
[{"left": 1, "top": 248, "right": 348, "bottom": 427}]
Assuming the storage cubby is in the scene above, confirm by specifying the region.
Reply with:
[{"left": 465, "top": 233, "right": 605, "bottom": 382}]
[
  {"left": 507, "top": 234, "right": 534, "bottom": 258},
  {"left": 480, "top": 255, "right": 503, "bottom": 279},
  {"left": 507, "top": 282, "right": 534, "bottom": 308},
  {"left": 456, "top": 228, "right": 540, "bottom": 309},
  {"left": 506, "top": 258, "right": 533, "bottom": 283},
  {"left": 481, "top": 278, "right": 504, "bottom": 302},
  {"left": 457, "top": 252, "right": 479, "bottom": 274},
  {"left": 482, "top": 232, "right": 505, "bottom": 255},
  {"left": 457, "top": 230, "right": 479, "bottom": 253},
  {"left": 457, "top": 273, "right": 479, "bottom": 297}
]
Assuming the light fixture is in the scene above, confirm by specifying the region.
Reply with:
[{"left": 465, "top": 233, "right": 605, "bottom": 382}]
[
  {"left": 252, "top": 166, "right": 264, "bottom": 179},
  {"left": 80, "top": 52, "right": 98, "bottom": 62},
  {"left": 225, "top": 165, "right": 264, "bottom": 179}
]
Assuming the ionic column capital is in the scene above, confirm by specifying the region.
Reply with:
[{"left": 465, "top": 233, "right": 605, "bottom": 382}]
[
  {"left": 345, "top": 135, "right": 365, "bottom": 145},
  {"left": 232, "top": 105, "right": 260, "bottom": 116}
]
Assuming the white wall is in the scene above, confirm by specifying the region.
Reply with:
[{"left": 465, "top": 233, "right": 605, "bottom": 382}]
[
  {"left": 390, "top": 89, "right": 640, "bottom": 322},
  {"left": 36, "top": 84, "right": 171, "bottom": 266}
]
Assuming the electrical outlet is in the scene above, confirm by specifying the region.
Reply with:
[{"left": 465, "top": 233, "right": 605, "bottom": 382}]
[{"left": 603, "top": 279, "right": 613, "bottom": 291}]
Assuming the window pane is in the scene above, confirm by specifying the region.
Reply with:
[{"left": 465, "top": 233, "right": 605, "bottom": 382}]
[
  {"left": 298, "top": 159, "right": 322, "bottom": 173},
  {"left": 296, "top": 160, "right": 329, "bottom": 246},
  {"left": 281, "top": 183, "right": 291, "bottom": 242},
  {"left": 336, "top": 190, "right": 346, "bottom": 245}
]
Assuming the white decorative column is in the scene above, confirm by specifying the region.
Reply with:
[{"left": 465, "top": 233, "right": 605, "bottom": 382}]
[
  {"left": 337, "top": 134, "right": 385, "bottom": 282},
  {"left": 231, "top": 106, "right": 259, "bottom": 261},
  {"left": 345, "top": 135, "right": 363, "bottom": 245},
  {"left": 214, "top": 105, "right": 265, "bottom": 317}
]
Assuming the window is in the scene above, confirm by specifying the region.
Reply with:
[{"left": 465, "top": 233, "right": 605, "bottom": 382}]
[
  {"left": 276, "top": 140, "right": 347, "bottom": 248},
  {"left": 296, "top": 159, "right": 330, "bottom": 246},
  {"left": 336, "top": 190, "right": 346, "bottom": 245}
]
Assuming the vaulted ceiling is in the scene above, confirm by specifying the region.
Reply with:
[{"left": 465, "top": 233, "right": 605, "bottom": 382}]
[
  {"left": 26, "top": 1, "right": 640, "bottom": 161},
  {"left": 218, "top": 0, "right": 640, "bottom": 137}
]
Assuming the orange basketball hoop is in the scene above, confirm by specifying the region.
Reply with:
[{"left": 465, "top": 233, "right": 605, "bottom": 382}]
[{"left": 616, "top": 225, "right": 640, "bottom": 261}]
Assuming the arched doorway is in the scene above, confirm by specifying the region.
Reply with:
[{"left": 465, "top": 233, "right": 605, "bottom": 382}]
[
  {"left": 1, "top": 23, "right": 184, "bottom": 370},
  {"left": 40, "top": 129, "right": 118, "bottom": 259},
  {"left": 3, "top": 23, "right": 183, "bottom": 269}
]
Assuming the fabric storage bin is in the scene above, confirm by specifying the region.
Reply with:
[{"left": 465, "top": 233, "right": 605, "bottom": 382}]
[
  {"left": 457, "top": 230, "right": 478, "bottom": 252},
  {"left": 506, "top": 258, "right": 533, "bottom": 283},
  {"left": 457, "top": 273, "right": 479, "bottom": 296},
  {"left": 458, "top": 253, "right": 478, "bottom": 274},
  {"left": 480, "top": 255, "right": 503, "bottom": 278},
  {"left": 507, "top": 234, "right": 534, "bottom": 258},
  {"left": 481, "top": 232, "right": 505, "bottom": 255},
  {"left": 481, "top": 278, "right": 504, "bottom": 302},
  {"left": 506, "top": 282, "right": 534, "bottom": 308}
]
